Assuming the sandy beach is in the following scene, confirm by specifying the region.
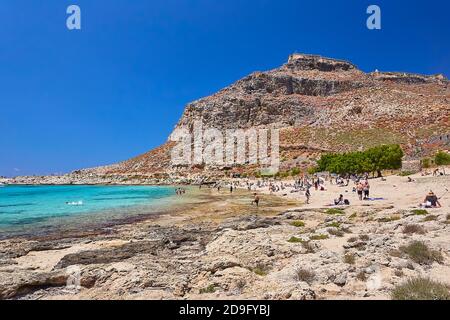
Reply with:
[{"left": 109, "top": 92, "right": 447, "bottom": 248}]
[{"left": 249, "top": 172, "right": 449, "bottom": 213}]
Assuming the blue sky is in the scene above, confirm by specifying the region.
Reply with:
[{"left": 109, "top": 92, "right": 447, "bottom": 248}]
[{"left": 1, "top": 0, "right": 449, "bottom": 177}]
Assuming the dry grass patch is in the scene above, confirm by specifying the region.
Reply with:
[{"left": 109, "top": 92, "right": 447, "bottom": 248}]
[
  {"left": 423, "top": 215, "right": 438, "bottom": 222},
  {"left": 327, "top": 228, "right": 345, "bottom": 237},
  {"left": 349, "top": 213, "right": 357, "bottom": 219},
  {"left": 325, "top": 208, "right": 345, "bottom": 215},
  {"left": 400, "top": 241, "right": 444, "bottom": 265},
  {"left": 394, "top": 270, "right": 404, "bottom": 277},
  {"left": 391, "top": 278, "right": 450, "bottom": 300},
  {"left": 378, "top": 215, "right": 401, "bottom": 223},
  {"left": 411, "top": 209, "right": 428, "bottom": 216},
  {"left": 301, "top": 240, "right": 316, "bottom": 254},
  {"left": 295, "top": 268, "right": 316, "bottom": 285},
  {"left": 200, "top": 284, "right": 216, "bottom": 294},
  {"left": 403, "top": 224, "right": 426, "bottom": 235},
  {"left": 326, "top": 222, "right": 341, "bottom": 228},
  {"left": 356, "top": 271, "right": 367, "bottom": 281},
  {"left": 343, "top": 253, "right": 356, "bottom": 265},
  {"left": 287, "top": 236, "right": 303, "bottom": 243},
  {"left": 290, "top": 220, "right": 305, "bottom": 227},
  {"left": 310, "top": 234, "right": 329, "bottom": 240},
  {"left": 359, "top": 234, "right": 370, "bottom": 241},
  {"left": 251, "top": 263, "right": 271, "bottom": 276},
  {"left": 340, "top": 226, "right": 352, "bottom": 234}
]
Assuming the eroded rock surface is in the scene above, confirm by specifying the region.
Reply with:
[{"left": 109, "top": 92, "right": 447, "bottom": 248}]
[{"left": 1, "top": 202, "right": 449, "bottom": 300}]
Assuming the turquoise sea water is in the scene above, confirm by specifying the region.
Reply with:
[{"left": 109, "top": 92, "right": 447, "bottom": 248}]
[{"left": 0, "top": 185, "right": 177, "bottom": 238}]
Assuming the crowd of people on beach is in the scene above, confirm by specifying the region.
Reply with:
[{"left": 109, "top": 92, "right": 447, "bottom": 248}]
[
  {"left": 190, "top": 161, "right": 448, "bottom": 214},
  {"left": 203, "top": 168, "right": 447, "bottom": 211}
]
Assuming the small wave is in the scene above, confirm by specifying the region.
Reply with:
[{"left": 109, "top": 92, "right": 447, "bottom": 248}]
[
  {"left": 0, "top": 203, "right": 35, "bottom": 208},
  {"left": 1, "top": 210, "right": 26, "bottom": 215},
  {"left": 9, "top": 216, "right": 48, "bottom": 225},
  {"left": 66, "top": 201, "right": 84, "bottom": 206},
  {"left": 93, "top": 196, "right": 152, "bottom": 201}
]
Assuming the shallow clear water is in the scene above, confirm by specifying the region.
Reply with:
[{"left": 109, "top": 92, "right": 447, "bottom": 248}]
[{"left": 0, "top": 185, "right": 177, "bottom": 238}]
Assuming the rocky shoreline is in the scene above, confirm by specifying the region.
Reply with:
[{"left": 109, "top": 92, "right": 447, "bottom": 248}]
[
  {"left": 1, "top": 176, "right": 449, "bottom": 300},
  {"left": 4, "top": 173, "right": 206, "bottom": 186}
]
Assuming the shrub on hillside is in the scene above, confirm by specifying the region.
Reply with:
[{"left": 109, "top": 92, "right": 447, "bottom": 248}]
[
  {"left": 391, "top": 278, "right": 450, "bottom": 300},
  {"left": 403, "top": 224, "right": 426, "bottom": 235},
  {"left": 290, "top": 220, "right": 305, "bottom": 227},
  {"left": 295, "top": 268, "right": 316, "bottom": 284},
  {"left": 400, "top": 241, "right": 443, "bottom": 265},
  {"left": 435, "top": 151, "right": 450, "bottom": 166}
]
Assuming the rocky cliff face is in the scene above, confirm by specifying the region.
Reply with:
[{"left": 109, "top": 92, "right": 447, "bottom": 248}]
[
  {"left": 174, "top": 54, "right": 447, "bottom": 131},
  {"left": 174, "top": 54, "right": 368, "bottom": 131},
  {"left": 83, "top": 54, "right": 450, "bottom": 177}
]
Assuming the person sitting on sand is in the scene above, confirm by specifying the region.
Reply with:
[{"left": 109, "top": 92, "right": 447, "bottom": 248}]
[
  {"left": 334, "top": 194, "right": 344, "bottom": 205},
  {"left": 334, "top": 194, "right": 350, "bottom": 206},
  {"left": 421, "top": 191, "right": 442, "bottom": 208}
]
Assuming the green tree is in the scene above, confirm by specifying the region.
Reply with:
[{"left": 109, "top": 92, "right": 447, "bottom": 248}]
[
  {"left": 365, "top": 144, "right": 403, "bottom": 177},
  {"left": 315, "top": 144, "right": 404, "bottom": 176},
  {"left": 435, "top": 151, "right": 450, "bottom": 166}
]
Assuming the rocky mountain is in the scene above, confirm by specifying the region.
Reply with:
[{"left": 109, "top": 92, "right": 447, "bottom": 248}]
[{"left": 83, "top": 54, "right": 450, "bottom": 178}]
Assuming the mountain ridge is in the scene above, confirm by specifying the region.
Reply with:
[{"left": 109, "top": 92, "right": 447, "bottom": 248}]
[{"left": 96, "top": 53, "right": 448, "bottom": 177}]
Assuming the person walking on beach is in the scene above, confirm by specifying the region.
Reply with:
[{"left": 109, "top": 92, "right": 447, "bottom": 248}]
[
  {"left": 363, "top": 180, "right": 370, "bottom": 200},
  {"left": 230, "top": 185, "right": 233, "bottom": 193},
  {"left": 305, "top": 187, "right": 311, "bottom": 204},
  {"left": 252, "top": 193, "right": 260, "bottom": 207},
  {"left": 356, "top": 182, "right": 364, "bottom": 201}
]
